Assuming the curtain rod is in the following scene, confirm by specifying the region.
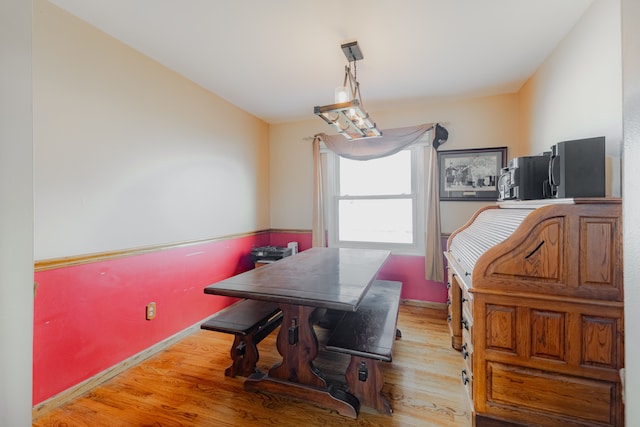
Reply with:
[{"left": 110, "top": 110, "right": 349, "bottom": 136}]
[{"left": 303, "top": 122, "right": 450, "bottom": 142}]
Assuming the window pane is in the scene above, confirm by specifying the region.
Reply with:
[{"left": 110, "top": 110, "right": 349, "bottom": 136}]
[
  {"left": 338, "top": 199, "right": 413, "bottom": 243},
  {"left": 339, "top": 151, "right": 411, "bottom": 196}
]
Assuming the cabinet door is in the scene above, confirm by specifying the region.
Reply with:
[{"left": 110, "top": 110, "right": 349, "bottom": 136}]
[{"left": 474, "top": 293, "right": 624, "bottom": 427}]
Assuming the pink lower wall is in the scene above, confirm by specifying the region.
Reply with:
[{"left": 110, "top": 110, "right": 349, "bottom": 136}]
[
  {"left": 33, "top": 234, "right": 270, "bottom": 405},
  {"left": 377, "top": 254, "right": 447, "bottom": 302},
  {"left": 32, "top": 231, "right": 446, "bottom": 405}
]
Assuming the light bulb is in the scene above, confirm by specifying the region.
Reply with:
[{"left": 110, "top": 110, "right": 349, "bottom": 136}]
[
  {"left": 335, "top": 86, "right": 349, "bottom": 104},
  {"left": 323, "top": 112, "right": 339, "bottom": 123}
]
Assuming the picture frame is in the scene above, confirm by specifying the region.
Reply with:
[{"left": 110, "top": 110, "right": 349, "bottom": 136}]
[{"left": 438, "top": 147, "right": 507, "bottom": 201}]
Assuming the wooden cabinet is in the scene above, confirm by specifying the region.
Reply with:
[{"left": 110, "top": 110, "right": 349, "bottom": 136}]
[{"left": 445, "top": 199, "right": 624, "bottom": 427}]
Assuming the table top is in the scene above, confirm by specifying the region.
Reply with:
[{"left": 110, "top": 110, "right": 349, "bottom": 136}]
[{"left": 204, "top": 247, "right": 391, "bottom": 311}]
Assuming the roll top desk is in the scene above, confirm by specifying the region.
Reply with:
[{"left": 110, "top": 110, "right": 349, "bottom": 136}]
[{"left": 445, "top": 198, "right": 624, "bottom": 427}]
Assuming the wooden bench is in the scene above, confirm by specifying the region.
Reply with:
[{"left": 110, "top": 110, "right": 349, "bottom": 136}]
[
  {"left": 325, "top": 280, "right": 402, "bottom": 415},
  {"left": 201, "top": 299, "right": 283, "bottom": 377}
]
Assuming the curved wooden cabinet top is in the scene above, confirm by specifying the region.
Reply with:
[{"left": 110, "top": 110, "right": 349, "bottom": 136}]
[{"left": 448, "top": 198, "right": 622, "bottom": 302}]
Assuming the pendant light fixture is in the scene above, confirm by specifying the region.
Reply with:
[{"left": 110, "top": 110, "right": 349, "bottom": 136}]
[{"left": 314, "top": 41, "right": 381, "bottom": 139}]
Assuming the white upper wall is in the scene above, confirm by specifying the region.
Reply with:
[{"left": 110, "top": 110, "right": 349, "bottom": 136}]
[
  {"left": 33, "top": 0, "right": 270, "bottom": 260},
  {"left": 519, "top": 0, "right": 622, "bottom": 196}
]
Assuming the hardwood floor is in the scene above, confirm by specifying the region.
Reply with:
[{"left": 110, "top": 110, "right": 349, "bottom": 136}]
[{"left": 33, "top": 305, "right": 472, "bottom": 426}]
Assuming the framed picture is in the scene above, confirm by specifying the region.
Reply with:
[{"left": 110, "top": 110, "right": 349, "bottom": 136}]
[{"left": 438, "top": 147, "right": 507, "bottom": 201}]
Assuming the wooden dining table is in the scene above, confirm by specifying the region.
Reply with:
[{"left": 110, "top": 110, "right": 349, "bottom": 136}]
[{"left": 203, "top": 247, "right": 391, "bottom": 417}]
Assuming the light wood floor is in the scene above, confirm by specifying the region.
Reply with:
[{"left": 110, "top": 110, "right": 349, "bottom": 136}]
[{"left": 33, "top": 305, "right": 472, "bottom": 426}]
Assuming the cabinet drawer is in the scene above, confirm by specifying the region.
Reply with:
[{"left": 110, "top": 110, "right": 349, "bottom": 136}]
[
  {"left": 461, "top": 286, "right": 473, "bottom": 317},
  {"left": 447, "top": 273, "right": 463, "bottom": 350},
  {"left": 461, "top": 367, "right": 473, "bottom": 404},
  {"left": 462, "top": 327, "right": 474, "bottom": 356},
  {"left": 485, "top": 361, "right": 620, "bottom": 426},
  {"left": 462, "top": 327, "right": 474, "bottom": 377},
  {"left": 462, "top": 345, "right": 473, "bottom": 376},
  {"left": 461, "top": 309, "right": 473, "bottom": 337}
]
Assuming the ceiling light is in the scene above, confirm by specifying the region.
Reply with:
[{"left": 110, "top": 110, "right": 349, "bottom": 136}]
[{"left": 314, "top": 41, "right": 381, "bottom": 140}]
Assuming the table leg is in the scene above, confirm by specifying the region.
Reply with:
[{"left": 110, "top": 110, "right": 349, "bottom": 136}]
[
  {"left": 344, "top": 356, "right": 392, "bottom": 414},
  {"left": 269, "top": 304, "right": 326, "bottom": 387},
  {"left": 244, "top": 303, "right": 360, "bottom": 418}
]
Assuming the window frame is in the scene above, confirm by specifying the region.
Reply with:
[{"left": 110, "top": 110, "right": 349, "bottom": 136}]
[{"left": 324, "top": 143, "right": 427, "bottom": 255}]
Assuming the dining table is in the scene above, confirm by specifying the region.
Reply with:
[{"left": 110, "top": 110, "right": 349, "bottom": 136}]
[{"left": 203, "top": 246, "right": 391, "bottom": 418}]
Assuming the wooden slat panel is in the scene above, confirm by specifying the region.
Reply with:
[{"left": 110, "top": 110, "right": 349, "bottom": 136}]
[
  {"left": 485, "top": 304, "right": 516, "bottom": 354},
  {"left": 582, "top": 315, "right": 617, "bottom": 368},
  {"left": 487, "top": 218, "right": 563, "bottom": 282},
  {"left": 580, "top": 218, "right": 616, "bottom": 286},
  {"left": 530, "top": 310, "right": 565, "bottom": 361}
]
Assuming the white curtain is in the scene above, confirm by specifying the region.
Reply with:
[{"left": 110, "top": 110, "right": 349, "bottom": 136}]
[
  {"left": 425, "top": 143, "right": 445, "bottom": 282},
  {"left": 312, "top": 138, "right": 326, "bottom": 247},
  {"left": 312, "top": 123, "right": 448, "bottom": 282}
]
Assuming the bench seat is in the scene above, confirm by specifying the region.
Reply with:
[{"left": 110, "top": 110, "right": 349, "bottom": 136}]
[
  {"left": 201, "top": 299, "right": 282, "bottom": 377},
  {"left": 326, "top": 280, "right": 402, "bottom": 414}
]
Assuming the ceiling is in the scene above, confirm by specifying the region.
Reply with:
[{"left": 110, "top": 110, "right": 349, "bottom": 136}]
[{"left": 49, "top": 0, "right": 595, "bottom": 125}]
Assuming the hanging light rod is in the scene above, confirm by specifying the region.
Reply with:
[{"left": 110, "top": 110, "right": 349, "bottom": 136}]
[
  {"left": 341, "top": 41, "right": 363, "bottom": 62},
  {"left": 314, "top": 41, "right": 382, "bottom": 140}
]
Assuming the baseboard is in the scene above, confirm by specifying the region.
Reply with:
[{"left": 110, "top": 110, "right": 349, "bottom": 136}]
[
  {"left": 31, "top": 318, "right": 205, "bottom": 420},
  {"left": 400, "top": 299, "right": 448, "bottom": 319}
]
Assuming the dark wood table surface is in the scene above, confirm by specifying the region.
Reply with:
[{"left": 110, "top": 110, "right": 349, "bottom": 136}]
[{"left": 204, "top": 247, "right": 391, "bottom": 417}]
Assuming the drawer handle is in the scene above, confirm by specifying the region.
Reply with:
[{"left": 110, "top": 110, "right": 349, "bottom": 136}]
[
  {"left": 447, "top": 314, "right": 452, "bottom": 323},
  {"left": 461, "top": 318, "right": 470, "bottom": 331},
  {"left": 446, "top": 282, "right": 451, "bottom": 290},
  {"left": 461, "top": 369, "right": 470, "bottom": 385},
  {"left": 462, "top": 344, "right": 469, "bottom": 360},
  {"left": 461, "top": 297, "right": 467, "bottom": 303},
  {"left": 447, "top": 298, "right": 451, "bottom": 306}
]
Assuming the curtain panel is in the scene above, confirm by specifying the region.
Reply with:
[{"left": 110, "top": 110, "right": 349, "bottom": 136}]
[
  {"left": 312, "top": 123, "right": 448, "bottom": 282},
  {"left": 312, "top": 138, "right": 326, "bottom": 247}
]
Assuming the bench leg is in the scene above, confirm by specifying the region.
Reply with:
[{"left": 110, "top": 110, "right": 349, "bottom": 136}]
[
  {"left": 225, "top": 332, "right": 259, "bottom": 377},
  {"left": 344, "top": 356, "right": 392, "bottom": 415}
]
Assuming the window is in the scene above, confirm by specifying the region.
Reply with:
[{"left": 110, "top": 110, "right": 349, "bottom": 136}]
[{"left": 325, "top": 145, "right": 426, "bottom": 254}]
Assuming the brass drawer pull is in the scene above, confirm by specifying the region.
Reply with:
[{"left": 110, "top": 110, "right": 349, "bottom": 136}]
[
  {"left": 461, "top": 318, "right": 470, "bottom": 331},
  {"left": 461, "top": 369, "right": 470, "bottom": 385}
]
